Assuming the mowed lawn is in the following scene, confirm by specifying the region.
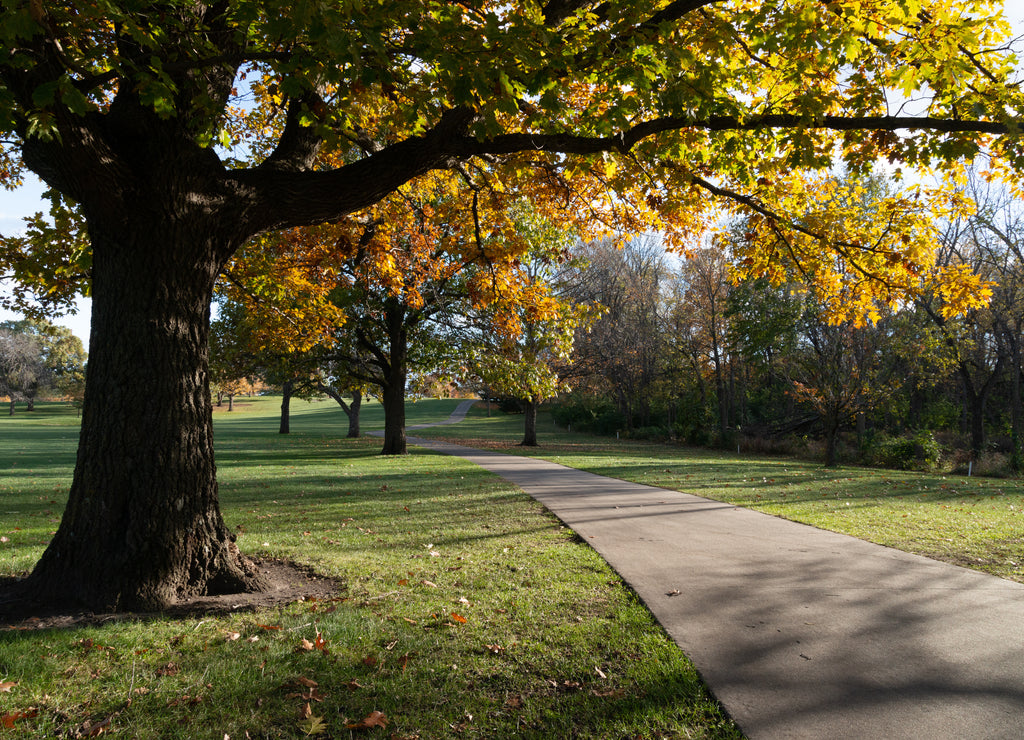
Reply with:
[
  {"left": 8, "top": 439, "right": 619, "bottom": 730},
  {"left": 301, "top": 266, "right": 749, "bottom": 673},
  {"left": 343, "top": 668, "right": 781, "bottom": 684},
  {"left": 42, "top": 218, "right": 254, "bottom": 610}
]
[
  {"left": 417, "top": 404, "right": 1024, "bottom": 585},
  {"left": 0, "top": 398, "right": 741, "bottom": 739}
]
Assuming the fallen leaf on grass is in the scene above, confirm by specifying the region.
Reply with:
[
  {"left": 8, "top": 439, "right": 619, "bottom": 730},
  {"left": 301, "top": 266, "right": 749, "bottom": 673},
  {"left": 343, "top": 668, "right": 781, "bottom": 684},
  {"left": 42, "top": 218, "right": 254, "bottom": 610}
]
[
  {"left": 285, "top": 687, "right": 326, "bottom": 703},
  {"left": 289, "top": 677, "right": 319, "bottom": 689},
  {"left": 81, "top": 716, "right": 113, "bottom": 737},
  {"left": 2, "top": 709, "right": 38, "bottom": 729},
  {"left": 258, "top": 624, "right": 282, "bottom": 631},
  {"left": 450, "top": 613, "right": 467, "bottom": 624},
  {"left": 297, "top": 714, "right": 327, "bottom": 736},
  {"left": 0, "top": 681, "right": 16, "bottom": 692},
  {"left": 594, "top": 666, "right": 607, "bottom": 679},
  {"left": 591, "top": 688, "right": 627, "bottom": 699},
  {"left": 296, "top": 638, "right": 315, "bottom": 652},
  {"left": 155, "top": 662, "right": 179, "bottom": 677},
  {"left": 345, "top": 710, "right": 388, "bottom": 730},
  {"left": 421, "top": 581, "right": 437, "bottom": 588},
  {"left": 225, "top": 632, "right": 241, "bottom": 641}
]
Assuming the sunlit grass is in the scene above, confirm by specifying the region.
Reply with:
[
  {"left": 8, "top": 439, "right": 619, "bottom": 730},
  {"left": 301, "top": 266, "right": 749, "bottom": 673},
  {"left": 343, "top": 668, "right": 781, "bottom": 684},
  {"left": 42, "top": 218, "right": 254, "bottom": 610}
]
[{"left": 0, "top": 398, "right": 740, "bottom": 739}]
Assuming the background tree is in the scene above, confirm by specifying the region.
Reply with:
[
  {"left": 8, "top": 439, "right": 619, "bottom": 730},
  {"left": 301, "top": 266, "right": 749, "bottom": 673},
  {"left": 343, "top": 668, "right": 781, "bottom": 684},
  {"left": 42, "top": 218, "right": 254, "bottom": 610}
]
[
  {"left": 468, "top": 214, "right": 601, "bottom": 446},
  {"left": 0, "top": 318, "right": 86, "bottom": 413},
  {"left": 1, "top": 0, "right": 1020, "bottom": 609}
]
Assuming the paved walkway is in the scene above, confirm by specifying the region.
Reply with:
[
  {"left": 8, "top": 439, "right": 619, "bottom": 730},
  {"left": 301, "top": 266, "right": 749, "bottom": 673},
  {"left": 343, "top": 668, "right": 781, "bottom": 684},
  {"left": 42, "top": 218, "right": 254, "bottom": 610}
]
[{"left": 405, "top": 402, "right": 1024, "bottom": 739}]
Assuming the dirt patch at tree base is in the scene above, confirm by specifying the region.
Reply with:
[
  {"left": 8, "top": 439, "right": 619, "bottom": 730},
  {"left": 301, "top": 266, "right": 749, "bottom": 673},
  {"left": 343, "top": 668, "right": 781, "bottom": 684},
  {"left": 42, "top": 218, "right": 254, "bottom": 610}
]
[{"left": 0, "top": 559, "right": 342, "bottom": 630}]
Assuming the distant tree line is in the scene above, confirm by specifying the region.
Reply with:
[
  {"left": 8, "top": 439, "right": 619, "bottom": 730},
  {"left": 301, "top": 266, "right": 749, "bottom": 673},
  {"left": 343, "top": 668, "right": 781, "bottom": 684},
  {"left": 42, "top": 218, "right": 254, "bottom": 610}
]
[{"left": 554, "top": 174, "right": 1024, "bottom": 472}]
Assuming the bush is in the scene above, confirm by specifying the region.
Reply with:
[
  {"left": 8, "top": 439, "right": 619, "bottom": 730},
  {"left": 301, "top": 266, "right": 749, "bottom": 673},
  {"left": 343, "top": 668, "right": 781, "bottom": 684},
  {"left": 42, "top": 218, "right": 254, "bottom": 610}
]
[
  {"left": 551, "top": 397, "right": 626, "bottom": 436},
  {"left": 863, "top": 430, "right": 941, "bottom": 470}
]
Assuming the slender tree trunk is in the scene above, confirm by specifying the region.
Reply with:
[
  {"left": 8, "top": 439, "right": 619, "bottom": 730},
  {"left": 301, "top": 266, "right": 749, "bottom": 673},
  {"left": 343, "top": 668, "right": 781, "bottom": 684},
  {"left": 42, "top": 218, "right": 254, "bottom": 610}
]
[
  {"left": 227, "top": 394, "right": 234, "bottom": 411},
  {"left": 1009, "top": 338, "right": 1022, "bottom": 472},
  {"left": 280, "top": 380, "right": 293, "bottom": 434},
  {"left": 378, "top": 303, "right": 409, "bottom": 455},
  {"left": 318, "top": 384, "right": 362, "bottom": 438},
  {"left": 7, "top": 399, "right": 13, "bottom": 416},
  {"left": 346, "top": 390, "right": 362, "bottom": 438},
  {"left": 521, "top": 397, "right": 539, "bottom": 446},
  {"left": 26, "top": 225, "right": 267, "bottom": 611}
]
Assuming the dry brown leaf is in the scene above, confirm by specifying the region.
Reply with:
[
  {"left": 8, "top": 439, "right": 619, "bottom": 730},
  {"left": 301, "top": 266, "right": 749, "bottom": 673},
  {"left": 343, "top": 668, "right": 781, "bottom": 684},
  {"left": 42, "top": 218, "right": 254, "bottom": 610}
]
[
  {"left": 0, "top": 681, "right": 16, "bottom": 692},
  {"left": 296, "top": 638, "right": 315, "bottom": 652},
  {"left": 345, "top": 710, "right": 388, "bottom": 730}
]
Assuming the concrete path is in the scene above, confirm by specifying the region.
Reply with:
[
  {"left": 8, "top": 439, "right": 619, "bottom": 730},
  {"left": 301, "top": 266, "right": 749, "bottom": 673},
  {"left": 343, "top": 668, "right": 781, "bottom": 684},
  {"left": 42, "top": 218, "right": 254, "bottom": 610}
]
[{"left": 403, "top": 411, "right": 1024, "bottom": 739}]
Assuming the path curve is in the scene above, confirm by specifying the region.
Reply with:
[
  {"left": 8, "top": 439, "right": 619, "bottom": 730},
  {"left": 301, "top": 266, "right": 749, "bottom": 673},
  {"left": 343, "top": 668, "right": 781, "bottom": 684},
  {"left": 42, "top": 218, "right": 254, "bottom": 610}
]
[{"left": 402, "top": 407, "right": 1024, "bottom": 739}]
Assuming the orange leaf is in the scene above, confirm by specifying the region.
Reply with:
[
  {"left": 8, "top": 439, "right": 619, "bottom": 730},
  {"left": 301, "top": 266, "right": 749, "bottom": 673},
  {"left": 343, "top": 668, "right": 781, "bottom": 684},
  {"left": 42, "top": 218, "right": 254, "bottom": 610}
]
[
  {"left": 0, "top": 681, "right": 16, "bottom": 692},
  {"left": 313, "top": 631, "right": 328, "bottom": 652},
  {"left": 346, "top": 710, "right": 388, "bottom": 730},
  {"left": 451, "top": 612, "right": 467, "bottom": 624},
  {"left": 258, "top": 624, "right": 282, "bottom": 631}
]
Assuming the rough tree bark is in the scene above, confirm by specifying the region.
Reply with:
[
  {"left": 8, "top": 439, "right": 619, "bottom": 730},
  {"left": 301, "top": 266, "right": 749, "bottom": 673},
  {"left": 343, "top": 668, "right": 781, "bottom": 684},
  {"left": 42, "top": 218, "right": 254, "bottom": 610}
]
[{"left": 27, "top": 224, "right": 267, "bottom": 610}]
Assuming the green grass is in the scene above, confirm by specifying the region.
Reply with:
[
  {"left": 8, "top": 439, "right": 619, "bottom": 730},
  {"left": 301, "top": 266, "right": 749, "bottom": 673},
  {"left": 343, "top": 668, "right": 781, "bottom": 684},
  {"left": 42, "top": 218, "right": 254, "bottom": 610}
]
[
  {"left": 416, "top": 404, "right": 1024, "bottom": 584},
  {"left": 0, "top": 398, "right": 740, "bottom": 739}
]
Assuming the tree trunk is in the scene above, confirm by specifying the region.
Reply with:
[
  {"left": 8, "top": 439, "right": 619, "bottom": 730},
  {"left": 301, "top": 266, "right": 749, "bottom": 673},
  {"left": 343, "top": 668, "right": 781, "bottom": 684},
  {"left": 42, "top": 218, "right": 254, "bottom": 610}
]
[
  {"left": 377, "top": 302, "right": 409, "bottom": 456},
  {"left": 1009, "top": 338, "right": 1022, "bottom": 472},
  {"left": 521, "top": 397, "right": 539, "bottom": 446},
  {"left": 318, "top": 384, "right": 363, "bottom": 438},
  {"left": 227, "top": 394, "right": 234, "bottom": 411},
  {"left": 26, "top": 226, "right": 267, "bottom": 611},
  {"left": 381, "top": 378, "right": 407, "bottom": 455},
  {"left": 280, "top": 380, "right": 293, "bottom": 435},
  {"left": 346, "top": 390, "right": 362, "bottom": 438},
  {"left": 7, "top": 399, "right": 14, "bottom": 416}
]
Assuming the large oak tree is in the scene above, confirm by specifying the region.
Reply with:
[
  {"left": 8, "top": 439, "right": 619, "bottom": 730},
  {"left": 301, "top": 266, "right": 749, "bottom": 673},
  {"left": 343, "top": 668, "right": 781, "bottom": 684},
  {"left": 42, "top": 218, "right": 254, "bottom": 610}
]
[{"left": 1, "top": 0, "right": 1022, "bottom": 610}]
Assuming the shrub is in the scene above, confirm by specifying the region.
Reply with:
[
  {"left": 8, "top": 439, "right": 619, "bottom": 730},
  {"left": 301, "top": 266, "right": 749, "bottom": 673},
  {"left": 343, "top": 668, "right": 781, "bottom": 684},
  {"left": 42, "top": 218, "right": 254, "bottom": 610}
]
[{"left": 863, "top": 430, "right": 941, "bottom": 470}]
